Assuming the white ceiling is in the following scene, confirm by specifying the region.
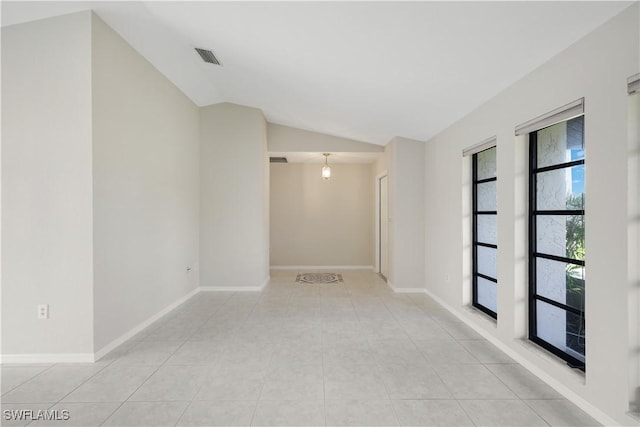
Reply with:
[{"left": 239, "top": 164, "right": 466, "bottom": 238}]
[{"left": 2, "top": 1, "right": 632, "bottom": 145}]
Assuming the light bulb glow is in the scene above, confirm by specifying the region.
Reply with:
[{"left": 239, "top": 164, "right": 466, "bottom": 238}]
[
  {"left": 321, "top": 153, "right": 331, "bottom": 180},
  {"left": 322, "top": 165, "right": 331, "bottom": 179}
]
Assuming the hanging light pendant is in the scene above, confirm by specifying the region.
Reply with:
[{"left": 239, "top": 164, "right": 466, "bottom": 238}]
[{"left": 322, "top": 153, "right": 331, "bottom": 180}]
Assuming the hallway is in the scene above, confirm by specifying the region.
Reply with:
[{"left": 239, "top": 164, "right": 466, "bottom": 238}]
[{"left": 2, "top": 270, "right": 599, "bottom": 426}]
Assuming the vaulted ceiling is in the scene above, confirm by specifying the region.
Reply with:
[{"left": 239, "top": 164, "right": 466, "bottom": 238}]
[{"left": 2, "top": 1, "right": 632, "bottom": 145}]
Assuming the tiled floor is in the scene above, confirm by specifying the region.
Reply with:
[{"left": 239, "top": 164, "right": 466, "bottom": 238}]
[{"left": 1, "top": 270, "right": 600, "bottom": 426}]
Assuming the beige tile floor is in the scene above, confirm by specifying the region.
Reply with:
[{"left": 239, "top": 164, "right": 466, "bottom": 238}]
[{"left": 1, "top": 270, "right": 600, "bottom": 426}]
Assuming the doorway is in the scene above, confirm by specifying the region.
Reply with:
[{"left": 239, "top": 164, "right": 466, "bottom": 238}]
[{"left": 378, "top": 174, "right": 389, "bottom": 281}]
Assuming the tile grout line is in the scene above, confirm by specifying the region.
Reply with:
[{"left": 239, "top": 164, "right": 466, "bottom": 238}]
[
  {"left": 172, "top": 399, "right": 193, "bottom": 427},
  {"left": 1, "top": 364, "right": 56, "bottom": 398},
  {"left": 246, "top": 287, "right": 273, "bottom": 427},
  {"left": 7, "top": 363, "right": 116, "bottom": 426},
  {"left": 97, "top": 362, "right": 165, "bottom": 427},
  {"left": 50, "top": 362, "right": 112, "bottom": 402},
  {"left": 521, "top": 398, "right": 566, "bottom": 427},
  {"left": 454, "top": 398, "right": 479, "bottom": 427}
]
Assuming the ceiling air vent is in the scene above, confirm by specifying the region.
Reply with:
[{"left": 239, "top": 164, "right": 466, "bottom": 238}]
[
  {"left": 270, "top": 157, "right": 288, "bottom": 163},
  {"left": 195, "top": 47, "right": 222, "bottom": 65}
]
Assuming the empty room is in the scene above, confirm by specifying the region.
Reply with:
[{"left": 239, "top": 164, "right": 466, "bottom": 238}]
[{"left": 1, "top": 1, "right": 639, "bottom": 426}]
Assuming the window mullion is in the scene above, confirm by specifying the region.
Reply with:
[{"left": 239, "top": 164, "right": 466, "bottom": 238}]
[
  {"left": 534, "top": 295, "right": 583, "bottom": 316},
  {"left": 533, "top": 158, "right": 584, "bottom": 173},
  {"left": 534, "top": 210, "right": 584, "bottom": 216},
  {"left": 533, "top": 252, "right": 585, "bottom": 266},
  {"left": 529, "top": 132, "right": 538, "bottom": 340}
]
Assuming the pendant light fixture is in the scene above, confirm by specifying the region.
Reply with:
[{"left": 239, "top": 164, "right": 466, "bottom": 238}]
[{"left": 321, "top": 153, "right": 331, "bottom": 180}]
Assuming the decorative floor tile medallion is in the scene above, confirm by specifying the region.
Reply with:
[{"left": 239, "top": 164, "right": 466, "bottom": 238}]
[{"left": 295, "top": 273, "right": 343, "bottom": 284}]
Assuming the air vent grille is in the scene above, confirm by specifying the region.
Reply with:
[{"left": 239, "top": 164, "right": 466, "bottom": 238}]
[
  {"left": 269, "top": 157, "right": 288, "bottom": 163},
  {"left": 195, "top": 47, "right": 222, "bottom": 65}
]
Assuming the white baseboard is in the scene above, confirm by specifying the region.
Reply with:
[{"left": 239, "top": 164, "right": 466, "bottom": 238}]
[
  {"left": 270, "top": 265, "right": 374, "bottom": 271},
  {"left": 422, "top": 287, "right": 619, "bottom": 427},
  {"left": 93, "top": 286, "right": 200, "bottom": 362},
  {"left": 391, "top": 287, "right": 426, "bottom": 293},
  {"left": 200, "top": 275, "right": 270, "bottom": 292},
  {"left": 0, "top": 353, "right": 94, "bottom": 364},
  {"left": 200, "top": 286, "right": 261, "bottom": 292},
  {"left": 260, "top": 275, "right": 270, "bottom": 289},
  {"left": 385, "top": 280, "right": 426, "bottom": 294}
]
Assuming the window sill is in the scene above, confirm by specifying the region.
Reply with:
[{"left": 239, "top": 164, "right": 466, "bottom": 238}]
[
  {"left": 464, "top": 304, "right": 498, "bottom": 327},
  {"left": 516, "top": 338, "right": 586, "bottom": 384}
]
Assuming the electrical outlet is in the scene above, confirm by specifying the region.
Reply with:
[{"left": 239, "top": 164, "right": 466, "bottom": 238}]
[{"left": 37, "top": 304, "right": 49, "bottom": 320}]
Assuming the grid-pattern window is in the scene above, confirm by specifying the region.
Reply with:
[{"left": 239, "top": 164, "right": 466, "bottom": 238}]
[
  {"left": 472, "top": 146, "right": 497, "bottom": 318},
  {"left": 529, "top": 115, "right": 585, "bottom": 370}
]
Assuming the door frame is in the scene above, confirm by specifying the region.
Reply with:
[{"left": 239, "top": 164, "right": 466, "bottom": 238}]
[{"left": 375, "top": 171, "right": 389, "bottom": 278}]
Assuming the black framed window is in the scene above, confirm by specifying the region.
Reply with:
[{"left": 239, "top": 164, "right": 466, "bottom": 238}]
[
  {"left": 529, "top": 115, "right": 585, "bottom": 370},
  {"left": 472, "top": 146, "right": 497, "bottom": 318}
]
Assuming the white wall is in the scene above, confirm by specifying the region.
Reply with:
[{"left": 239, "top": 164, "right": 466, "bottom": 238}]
[
  {"left": 423, "top": 5, "right": 639, "bottom": 425},
  {"left": 200, "top": 103, "right": 270, "bottom": 289},
  {"left": 386, "top": 137, "right": 426, "bottom": 291},
  {"left": 267, "top": 123, "right": 383, "bottom": 153},
  {"left": 270, "top": 163, "right": 374, "bottom": 267},
  {"left": 1, "top": 12, "right": 94, "bottom": 357},
  {"left": 91, "top": 15, "right": 200, "bottom": 352}
]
